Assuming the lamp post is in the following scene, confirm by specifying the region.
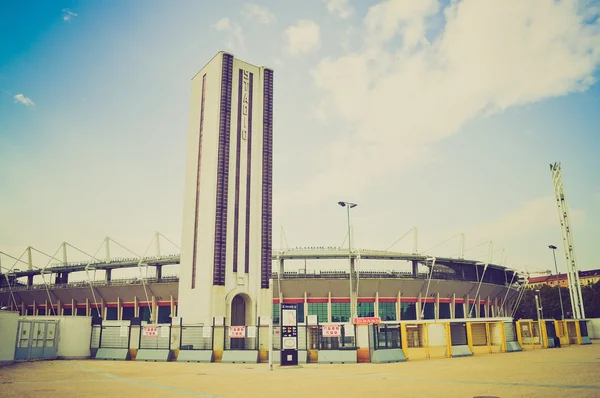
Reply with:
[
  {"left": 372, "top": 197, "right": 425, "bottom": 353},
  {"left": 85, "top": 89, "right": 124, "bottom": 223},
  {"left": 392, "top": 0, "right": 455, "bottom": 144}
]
[
  {"left": 338, "top": 201, "right": 357, "bottom": 320},
  {"left": 548, "top": 245, "right": 565, "bottom": 320}
]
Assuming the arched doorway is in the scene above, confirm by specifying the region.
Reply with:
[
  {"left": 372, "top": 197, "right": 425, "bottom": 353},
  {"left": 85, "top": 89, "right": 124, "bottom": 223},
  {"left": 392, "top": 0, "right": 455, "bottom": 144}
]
[
  {"left": 230, "top": 295, "right": 247, "bottom": 350},
  {"left": 231, "top": 295, "right": 246, "bottom": 326}
]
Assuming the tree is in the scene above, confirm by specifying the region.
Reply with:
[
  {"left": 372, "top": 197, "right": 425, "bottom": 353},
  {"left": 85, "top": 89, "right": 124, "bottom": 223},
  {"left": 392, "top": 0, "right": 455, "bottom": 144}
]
[{"left": 515, "top": 282, "right": 599, "bottom": 320}]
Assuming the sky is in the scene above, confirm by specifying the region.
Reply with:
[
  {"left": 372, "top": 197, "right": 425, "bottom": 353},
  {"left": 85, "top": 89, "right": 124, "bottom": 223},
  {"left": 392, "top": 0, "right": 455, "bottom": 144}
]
[{"left": 1, "top": 0, "right": 599, "bottom": 279}]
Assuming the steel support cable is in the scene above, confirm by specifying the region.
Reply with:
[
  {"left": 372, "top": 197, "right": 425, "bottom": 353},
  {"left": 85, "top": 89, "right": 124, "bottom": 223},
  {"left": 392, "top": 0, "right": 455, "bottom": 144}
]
[
  {"left": 511, "top": 283, "right": 528, "bottom": 318},
  {"left": 420, "top": 257, "right": 436, "bottom": 319},
  {"left": 468, "top": 263, "right": 489, "bottom": 318},
  {"left": 0, "top": 248, "right": 27, "bottom": 310},
  {"left": 35, "top": 245, "right": 66, "bottom": 316},
  {"left": 499, "top": 271, "right": 518, "bottom": 317},
  {"left": 157, "top": 232, "right": 181, "bottom": 250},
  {"left": 421, "top": 233, "right": 462, "bottom": 255},
  {"left": 107, "top": 237, "right": 153, "bottom": 320},
  {"left": 384, "top": 228, "right": 415, "bottom": 252},
  {"left": 464, "top": 241, "right": 489, "bottom": 253},
  {"left": 1, "top": 248, "right": 60, "bottom": 314},
  {"left": 83, "top": 241, "right": 105, "bottom": 318},
  {"left": 64, "top": 243, "right": 103, "bottom": 263}
]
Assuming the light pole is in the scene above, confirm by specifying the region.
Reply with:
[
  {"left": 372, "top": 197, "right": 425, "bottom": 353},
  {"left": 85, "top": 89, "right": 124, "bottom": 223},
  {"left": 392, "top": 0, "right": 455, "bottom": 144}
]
[
  {"left": 548, "top": 245, "right": 565, "bottom": 320},
  {"left": 338, "top": 201, "right": 357, "bottom": 320}
]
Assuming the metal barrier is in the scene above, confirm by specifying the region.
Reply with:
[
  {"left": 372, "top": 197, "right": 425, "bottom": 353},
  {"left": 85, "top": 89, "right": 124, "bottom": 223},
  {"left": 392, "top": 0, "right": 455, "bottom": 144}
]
[
  {"left": 224, "top": 326, "right": 258, "bottom": 350},
  {"left": 180, "top": 325, "right": 213, "bottom": 350},
  {"left": 554, "top": 320, "right": 570, "bottom": 347},
  {"left": 516, "top": 320, "right": 543, "bottom": 350},
  {"left": 139, "top": 324, "right": 171, "bottom": 350},
  {"left": 467, "top": 321, "right": 505, "bottom": 354},
  {"left": 99, "top": 325, "right": 131, "bottom": 349},
  {"left": 373, "top": 324, "right": 402, "bottom": 350},
  {"left": 318, "top": 324, "right": 357, "bottom": 350},
  {"left": 91, "top": 324, "right": 101, "bottom": 349},
  {"left": 402, "top": 323, "right": 427, "bottom": 360},
  {"left": 427, "top": 323, "right": 450, "bottom": 358}
]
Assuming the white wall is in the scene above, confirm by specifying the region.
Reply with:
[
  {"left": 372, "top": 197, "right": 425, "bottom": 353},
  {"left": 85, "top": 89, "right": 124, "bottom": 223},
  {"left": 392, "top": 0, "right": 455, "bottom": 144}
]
[
  {"left": 24, "top": 316, "right": 92, "bottom": 359},
  {"left": 587, "top": 318, "right": 600, "bottom": 339},
  {"left": 0, "top": 311, "right": 19, "bottom": 365}
]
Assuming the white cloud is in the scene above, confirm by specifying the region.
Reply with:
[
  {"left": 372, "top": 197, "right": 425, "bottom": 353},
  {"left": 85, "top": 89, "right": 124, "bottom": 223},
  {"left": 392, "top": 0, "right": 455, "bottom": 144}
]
[
  {"left": 212, "top": 17, "right": 245, "bottom": 50},
  {"left": 284, "top": 20, "right": 321, "bottom": 55},
  {"left": 364, "top": 0, "right": 438, "bottom": 48},
  {"left": 324, "top": 0, "right": 354, "bottom": 19},
  {"left": 242, "top": 3, "right": 276, "bottom": 25},
  {"left": 13, "top": 94, "right": 34, "bottom": 107},
  {"left": 62, "top": 8, "right": 78, "bottom": 22},
  {"left": 465, "top": 196, "right": 585, "bottom": 242},
  {"left": 296, "top": 0, "right": 600, "bottom": 207}
]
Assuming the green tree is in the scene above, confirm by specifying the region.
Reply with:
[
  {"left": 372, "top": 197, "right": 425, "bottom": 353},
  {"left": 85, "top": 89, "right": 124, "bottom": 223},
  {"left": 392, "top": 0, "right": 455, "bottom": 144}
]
[{"left": 515, "top": 282, "right": 599, "bottom": 320}]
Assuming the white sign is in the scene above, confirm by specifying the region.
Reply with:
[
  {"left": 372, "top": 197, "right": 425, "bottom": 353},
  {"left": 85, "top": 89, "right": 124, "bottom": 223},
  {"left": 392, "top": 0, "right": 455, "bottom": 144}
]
[
  {"left": 247, "top": 326, "right": 256, "bottom": 338},
  {"left": 307, "top": 315, "right": 318, "bottom": 326},
  {"left": 214, "top": 316, "right": 225, "bottom": 326},
  {"left": 282, "top": 309, "right": 296, "bottom": 326},
  {"left": 143, "top": 326, "right": 158, "bottom": 337},
  {"left": 229, "top": 326, "right": 245, "bottom": 338},
  {"left": 259, "top": 316, "right": 271, "bottom": 326},
  {"left": 283, "top": 337, "right": 297, "bottom": 349},
  {"left": 119, "top": 326, "right": 128, "bottom": 337},
  {"left": 344, "top": 324, "right": 355, "bottom": 337},
  {"left": 241, "top": 70, "right": 250, "bottom": 140},
  {"left": 202, "top": 327, "right": 212, "bottom": 339},
  {"left": 160, "top": 326, "right": 170, "bottom": 338},
  {"left": 322, "top": 325, "right": 341, "bottom": 337}
]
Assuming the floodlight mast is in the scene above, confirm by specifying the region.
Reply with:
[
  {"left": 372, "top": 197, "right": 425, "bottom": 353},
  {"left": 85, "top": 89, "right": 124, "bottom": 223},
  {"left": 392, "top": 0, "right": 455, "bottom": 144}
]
[{"left": 550, "top": 162, "right": 585, "bottom": 319}]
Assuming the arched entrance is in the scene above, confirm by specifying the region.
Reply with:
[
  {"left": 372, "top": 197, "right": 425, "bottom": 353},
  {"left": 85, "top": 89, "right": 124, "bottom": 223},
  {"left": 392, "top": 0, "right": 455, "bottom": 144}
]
[
  {"left": 230, "top": 294, "right": 247, "bottom": 350},
  {"left": 231, "top": 295, "right": 246, "bottom": 326}
]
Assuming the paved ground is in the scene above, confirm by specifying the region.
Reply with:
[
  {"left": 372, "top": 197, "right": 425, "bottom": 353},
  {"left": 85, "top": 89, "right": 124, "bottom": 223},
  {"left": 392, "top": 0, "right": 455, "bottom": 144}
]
[{"left": 1, "top": 343, "right": 600, "bottom": 398}]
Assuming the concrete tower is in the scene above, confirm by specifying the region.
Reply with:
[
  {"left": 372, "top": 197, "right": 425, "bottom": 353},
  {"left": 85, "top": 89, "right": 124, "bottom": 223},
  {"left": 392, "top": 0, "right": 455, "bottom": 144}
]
[{"left": 178, "top": 52, "right": 273, "bottom": 326}]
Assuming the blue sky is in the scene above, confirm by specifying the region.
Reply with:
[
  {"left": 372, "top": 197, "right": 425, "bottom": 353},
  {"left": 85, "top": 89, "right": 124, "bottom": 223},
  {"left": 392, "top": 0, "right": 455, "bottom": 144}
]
[{"left": 1, "top": 0, "right": 599, "bottom": 276}]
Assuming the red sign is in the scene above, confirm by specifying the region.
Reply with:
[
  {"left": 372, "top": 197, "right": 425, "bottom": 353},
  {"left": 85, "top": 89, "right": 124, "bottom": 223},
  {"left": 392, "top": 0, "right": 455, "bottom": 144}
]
[
  {"left": 229, "top": 326, "right": 245, "bottom": 338},
  {"left": 143, "top": 326, "right": 158, "bottom": 337},
  {"left": 322, "top": 325, "right": 341, "bottom": 337},
  {"left": 353, "top": 317, "right": 381, "bottom": 325}
]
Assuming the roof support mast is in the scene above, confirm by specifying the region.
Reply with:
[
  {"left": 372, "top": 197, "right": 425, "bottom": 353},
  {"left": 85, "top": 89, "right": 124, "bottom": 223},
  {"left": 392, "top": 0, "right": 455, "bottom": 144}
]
[{"left": 550, "top": 162, "right": 585, "bottom": 319}]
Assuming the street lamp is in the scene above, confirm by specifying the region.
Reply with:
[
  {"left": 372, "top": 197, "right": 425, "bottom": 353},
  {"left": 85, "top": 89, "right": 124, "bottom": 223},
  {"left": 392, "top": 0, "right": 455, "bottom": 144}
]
[
  {"left": 548, "top": 244, "right": 565, "bottom": 320},
  {"left": 338, "top": 201, "right": 357, "bottom": 320}
]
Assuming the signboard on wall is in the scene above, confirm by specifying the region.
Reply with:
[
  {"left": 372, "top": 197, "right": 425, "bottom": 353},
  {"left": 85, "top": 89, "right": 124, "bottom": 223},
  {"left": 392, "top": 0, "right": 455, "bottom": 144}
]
[
  {"left": 280, "top": 303, "right": 298, "bottom": 366},
  {"left": 143, "top": 326, "right": 158, "bottom": 337},
  {"left": 322, "top": 325, "right": 341, "bottom": 337},
  {"left": 353, "top": 317, "right": 381, "bottom": 325},
  {"left": 229, "top": 326, "right": 245, "bottom": 338}
]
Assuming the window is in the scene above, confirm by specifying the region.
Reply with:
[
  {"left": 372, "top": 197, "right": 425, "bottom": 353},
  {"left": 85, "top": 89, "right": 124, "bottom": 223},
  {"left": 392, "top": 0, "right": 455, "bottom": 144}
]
[
  {"left": 357, "top": 302, "right": 374, "bottom": 317},
  {"left": 400, "top": 302, "right": 417, "bottom": 320},
  {"left": 76, "top": 307, "right": 86, "bottom": 316},
  {"left": 272, "top": 304, "right": 280, "bottom": 325},
  {"left": 479, "top": 304, "right": 486, "bottom": 318},
  {"left": 157, "top": 306, "right": 171, "bottom": 324},
  {"left": 422, "top": 303, "right": 435, "bottom": 320},
  {"left": 439, "top": 303, "right": 451, "bottom": 319},
  {"left": 106, "top": 307, "right": 118, "bottom": 321},
  {"left": 308, "top": 303, "right": 328, "bottom": 323},
  {"left": 139, "top": 306, "right": 151, "bottom": 322},
  {"left": 331, "top": 303, "right": 350, "bottom": 323},
  {"left": 296, "top": 303, "right": 305, "bottom": 323},
  {"left": 378, "top": 302, "right": 396, "bottom": 321},
  {"left": 122, "top": 307, "right": 134, "bottom": 321},
  {"left": 454, "top": 303, "right": 464, "bottom": 318},
  {"left": 63, "top": 308, "right": 72, "bottom": 316}
]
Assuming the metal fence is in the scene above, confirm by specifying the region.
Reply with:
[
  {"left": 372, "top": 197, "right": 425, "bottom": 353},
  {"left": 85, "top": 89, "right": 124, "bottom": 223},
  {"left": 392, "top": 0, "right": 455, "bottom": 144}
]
[
  {"left": 98, "top": 325, "right": 131, "bottom": 349},
  {"left": 180, "top": 325, "right": 213, "bottom": 350},
  {"left": 318, "top": 324, "right": 356, "bottom": 350},
  {"left": 224, "top": 326, "right": 258, "bottom": 350},
  {"left": 139, "top": 324, "right": 171, "bottom": 349},
  {"left": 373, "top": 324, "right": 402, "bottom": 350}
]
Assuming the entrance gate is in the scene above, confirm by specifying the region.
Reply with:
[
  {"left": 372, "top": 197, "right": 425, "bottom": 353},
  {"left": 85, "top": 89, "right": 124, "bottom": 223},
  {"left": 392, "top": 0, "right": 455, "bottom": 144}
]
[{"left": 14, "top": 319, "right": 59, "bottom": 360}]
